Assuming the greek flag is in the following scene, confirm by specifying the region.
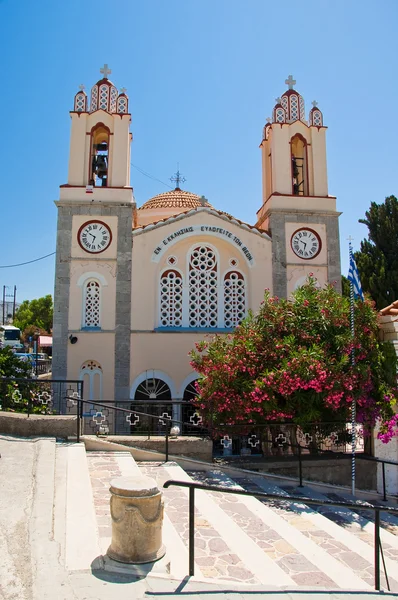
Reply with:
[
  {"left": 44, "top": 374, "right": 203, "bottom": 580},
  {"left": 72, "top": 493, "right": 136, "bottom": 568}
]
[{"left": 348, "top": 253, "right": 364, "bottom": 301}]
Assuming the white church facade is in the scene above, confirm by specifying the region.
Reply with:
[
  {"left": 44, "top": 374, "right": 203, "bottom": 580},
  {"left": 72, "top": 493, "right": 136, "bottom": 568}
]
[{"left": 53, "top": 67, "right": 341, "bottom": 411}]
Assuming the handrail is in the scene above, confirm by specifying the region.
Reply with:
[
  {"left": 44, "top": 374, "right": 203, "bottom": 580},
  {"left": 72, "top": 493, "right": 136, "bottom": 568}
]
[{"left": 164, "top": 478, "right": 398, "bottom": 590}]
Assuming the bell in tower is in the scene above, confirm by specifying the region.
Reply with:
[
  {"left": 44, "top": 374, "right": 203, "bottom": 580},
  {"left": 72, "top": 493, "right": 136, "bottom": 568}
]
[{"left": 65, "top": 64, "right": 132, "bottom": 195}]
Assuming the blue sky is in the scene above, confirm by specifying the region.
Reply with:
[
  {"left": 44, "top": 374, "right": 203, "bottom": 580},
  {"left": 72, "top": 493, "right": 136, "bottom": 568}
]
[{"left": 1, "top": 0, "right": 397, "bottom": 302}]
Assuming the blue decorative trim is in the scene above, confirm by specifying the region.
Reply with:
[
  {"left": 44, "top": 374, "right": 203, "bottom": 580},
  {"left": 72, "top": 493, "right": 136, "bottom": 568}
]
[
  {"left": 154, "top": 327, "right": 234, "bottom": 333},
  {"left": 81, "top": 326, "right": 102, "bottom": 331}
]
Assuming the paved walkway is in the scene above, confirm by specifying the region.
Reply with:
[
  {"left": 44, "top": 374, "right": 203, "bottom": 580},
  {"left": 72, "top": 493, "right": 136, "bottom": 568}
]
[{"left": 1, "top": 435, "right": 398, "bottom": 600}]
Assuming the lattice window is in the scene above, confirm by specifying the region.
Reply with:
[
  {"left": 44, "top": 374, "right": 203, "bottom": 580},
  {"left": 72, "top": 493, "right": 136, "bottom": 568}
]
[
  {"left": 160, "top": 270, "right": 183, "bottom": 327},
  {"left": 99, "top": 84, "right": 109, "bottom": 111},
  {"left": 290, "top": 94, "right": 299, "bottom": 121},
  {"left": 189, "top": 245, "right": 218, "bottom": 328},
  {"left": 117, "top": 96, "right": 128, "bottom": 113},
  {"left": 299, "top": 96, "right": 305, "bottom": 121},
  {"left": 281, "top": 96, "right": 289, "bottom": 120},
  {"left": 275, "top": 107, "right": 285, "bottom": 123},
  {"left": 74, "top": 93, "right": 86, "bottom": 112},
  {"left": 312, "top": 110, "right": 323, "bottom": 126},
  {"left": 90, "top": 86, "right": 98, "bottom": 112},
  {"left": 224, "top": 271, "right": 246, "bottom": 327},
  {"left": 110, "top": 87, "right": 118, "bottom": 112},
  {"left": 83, "top": 280, "right": 101, "bottom": 327}
]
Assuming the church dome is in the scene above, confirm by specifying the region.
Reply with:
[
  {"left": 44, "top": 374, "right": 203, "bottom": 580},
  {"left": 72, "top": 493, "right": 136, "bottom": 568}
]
[{"left": 139, "top": 189, "right": 213, "bottom": 211}]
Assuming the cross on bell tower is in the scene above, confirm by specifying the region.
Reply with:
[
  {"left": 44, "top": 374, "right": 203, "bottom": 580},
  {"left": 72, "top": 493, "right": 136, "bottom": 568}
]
[
  {"left": 285, "top": 74, "right": 296, "bottom": 90},
  {"left": 100, "top": 63, "right": 112, "bottom": 79}
]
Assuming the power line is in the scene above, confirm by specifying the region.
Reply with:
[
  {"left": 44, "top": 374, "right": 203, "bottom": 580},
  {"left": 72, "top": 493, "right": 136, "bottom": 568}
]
[
  {"left": 131, "top": 163, "right": 173, "bottom": 189},
  {"left": 0, "top": 252, "right": 56, "bottom": 269},
  {"left": 2, "top": 165, "right": 172, "bottom": 269}
]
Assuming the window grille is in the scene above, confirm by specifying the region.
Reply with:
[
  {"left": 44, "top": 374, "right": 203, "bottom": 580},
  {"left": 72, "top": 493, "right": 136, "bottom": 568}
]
[
  {"left": 83, "top": 280, "right": 100, "bottom": 327},
  {"left": 224, "top": 271, "right": 246, "bottom": 327},
  {"left": 189, "top": 245, "right": 218, "bottom": 328},
  {"left": 159, "top": 270, "right": 183, "bottom": 327}
]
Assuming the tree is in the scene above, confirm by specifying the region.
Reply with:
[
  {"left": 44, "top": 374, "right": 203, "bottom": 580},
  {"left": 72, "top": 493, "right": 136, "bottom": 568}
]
[
  {"left": 190, "top": 278, "right": 398, "bottom": 442},
  {"left": 0, "top": 347, "right": 32, "bottom": 378},
  {"left": 13, "top": 295, "right": 53, "bottom": 334},
  {"left": 355, "top": 196, "right": 398, "bottom": 310}
]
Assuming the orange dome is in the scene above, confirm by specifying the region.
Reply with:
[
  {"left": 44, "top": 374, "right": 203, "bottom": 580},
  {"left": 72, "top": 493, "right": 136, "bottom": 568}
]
[{"left": 139, "top": 189, "right": 213, "bottom": 211}]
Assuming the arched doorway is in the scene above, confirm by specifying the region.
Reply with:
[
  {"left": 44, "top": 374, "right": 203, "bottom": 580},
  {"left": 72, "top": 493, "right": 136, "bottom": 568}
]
[
  {"left": 181, "top": 379, "right": 205, "bottom": 435},
  {"left": 127, "top": 377, "right": 173, "bottom": 435}
]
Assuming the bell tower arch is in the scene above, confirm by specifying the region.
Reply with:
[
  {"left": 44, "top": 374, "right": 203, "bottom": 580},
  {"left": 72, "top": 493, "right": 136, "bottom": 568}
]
[{"left": 257, "top": 76, "right": 341, "bottom": 297}]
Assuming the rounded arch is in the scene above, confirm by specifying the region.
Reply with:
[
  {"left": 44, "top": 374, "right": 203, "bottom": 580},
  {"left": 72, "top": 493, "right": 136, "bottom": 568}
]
[
  {"left": 130, "top": 370, "right": 177, "bottom": 399},
  {"left": 89, "top": 122, "right": 110, "bottom": 187},
  {"left": 179, "top": 372, "right": 199, "bottom": 399},
  {"left": 187, "top": 242, "right": 219, "bottom": 329},
  {"left": 79, "top": 360, "right": 103, "bottom": 401},
  {"left": 77, "top": 271, "right": 108, "bottom": 287},
  {"left": 290, "top": 133, "right": 309, "bottom": 196},
  {"left": 158, "top": 267, "right": 184, "bottom": 328}
]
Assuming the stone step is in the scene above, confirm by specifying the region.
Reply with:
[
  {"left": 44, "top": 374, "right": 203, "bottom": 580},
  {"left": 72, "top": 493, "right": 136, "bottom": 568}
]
[
  {"left": 187, "top": 469, "right": 398, "bottom": 591},
  {"left": 61, "top": 443, "right": 102, "bottom": 571},
  {"left": 140, "top": 461, "right": 294, "bottom": 586},
  {"left": 82, "top": 449, "right": 397, "bottom": 592}
]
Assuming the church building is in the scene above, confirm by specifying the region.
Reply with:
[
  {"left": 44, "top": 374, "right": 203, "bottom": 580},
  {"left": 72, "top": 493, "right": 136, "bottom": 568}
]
[{"left": 53, "top": 66, "right": 341, "bottom": 419}]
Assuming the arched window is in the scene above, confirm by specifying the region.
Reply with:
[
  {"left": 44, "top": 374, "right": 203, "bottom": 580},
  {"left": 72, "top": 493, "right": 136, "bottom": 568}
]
[
  {"left": 311, "top": 109, "right": 323, "bottom": 127},
  {"left": 99, "top": 84, "right": 110, "bottom": 111},
  {"left": 83, "top": 279, "right": 101, "bottom": 328},
  {"left": 90, "top": 86, "right": 98, "bottom": 112},
  {"left": 80, "top": 360, "right": 102, "bottom": 401},
  {"left": 189, "top": 245, "right": 218, "bottom": 328},
  {"left": 281, "top": 96, "right": 288, "bottom": 119},
  {"left": 160, "top": 270, "right": 183, "bottom": 327},
  {"left": 110, "top": 87, "right": 118, "bottom": 113},
  {"left": 299, "top": 96, "right": 305, "bottom": 121},
  {"left": 89, "top": 124, "right": 110, "bottom": 187},
  {"left": 74, "top": 92, "right": 87, "bottom": 112},
  {"left": 291, "top": 134, "right": 308, "bottom": 196},
  {"left": 117, "top": 95, "right": 128, "bottom": 114},
  {"left": 224, "top": 271, "right": 246, "bottom": 327},
  {"left": 134, "top": 378, "right": 172, "bottom": 401},
  {"left": 289, "top": 94, "right": 299, "bottom": 121},
  {"left": 275, "top": 107, "right": 286, "bottom": 123}
]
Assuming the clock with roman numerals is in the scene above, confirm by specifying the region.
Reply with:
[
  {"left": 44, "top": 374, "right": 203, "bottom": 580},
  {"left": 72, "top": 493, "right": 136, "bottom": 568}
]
[
  {"left": 78, "top": 220, "right": 112, "bottom": 253},
  {"left": 291, "top": 228, "right": 321, "bottom": 260}
]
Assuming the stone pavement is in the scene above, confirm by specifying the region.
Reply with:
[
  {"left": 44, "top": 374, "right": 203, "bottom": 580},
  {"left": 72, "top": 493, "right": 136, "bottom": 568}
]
[{"left": 1, "top": 435, "right": 398, "bottom": 600}]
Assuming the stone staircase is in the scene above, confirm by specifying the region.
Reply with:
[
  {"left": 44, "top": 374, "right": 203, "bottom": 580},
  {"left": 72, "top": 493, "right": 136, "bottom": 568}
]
[{"left": 81, "top": 448, "right": 398, "bottom": 592}]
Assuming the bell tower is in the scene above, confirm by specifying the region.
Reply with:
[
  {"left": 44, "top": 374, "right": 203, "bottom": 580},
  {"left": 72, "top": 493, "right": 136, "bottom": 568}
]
[
  {"left": 256, "top": 75, "right": 341, "bottom": 297},
  {"left": 53, "top": 65, "right": 134, "bottom": 403}
]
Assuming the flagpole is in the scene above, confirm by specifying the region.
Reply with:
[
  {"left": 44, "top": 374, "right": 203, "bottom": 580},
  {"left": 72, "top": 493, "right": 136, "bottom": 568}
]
[{"left": 348, "top": 239, "right": 356, "bottom": 497}]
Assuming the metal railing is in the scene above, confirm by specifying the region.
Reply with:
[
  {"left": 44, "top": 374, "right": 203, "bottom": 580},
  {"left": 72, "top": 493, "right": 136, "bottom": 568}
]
[
  {"left": 0, "top": 377, "right": 83, "bottom": 415},
  {"left": 69, "top": 397, "right": 205, "bottom": 461},
  {"left": 164, "top": 478, "right": 398, "bottom": 591}
]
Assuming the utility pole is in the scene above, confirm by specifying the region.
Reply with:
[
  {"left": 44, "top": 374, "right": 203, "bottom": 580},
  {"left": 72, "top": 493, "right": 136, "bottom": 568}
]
[
  {"left": 2, "top": 286, "right": 5, "bottom": 325},
  {"left": 13, "top": 286, "right": 17, "bottom": 320}
]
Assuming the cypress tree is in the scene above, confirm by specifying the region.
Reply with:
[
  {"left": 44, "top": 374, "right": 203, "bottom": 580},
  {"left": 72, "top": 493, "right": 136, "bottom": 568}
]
[{"left": 355, "top": 195, "right": 398, "bottom": 310}]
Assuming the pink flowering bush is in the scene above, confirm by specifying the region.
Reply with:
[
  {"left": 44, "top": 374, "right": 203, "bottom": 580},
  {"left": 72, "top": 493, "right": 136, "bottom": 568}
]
[{"left": 190, "top": 277, "right": 398, "bottom": 442}]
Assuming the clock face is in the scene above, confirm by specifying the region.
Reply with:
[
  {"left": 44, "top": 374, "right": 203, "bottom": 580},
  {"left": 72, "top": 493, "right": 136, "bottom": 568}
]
[
  {"left": 291, "top": 228, "right": 321, "bottom": 260},
  {"left": 77, "top": 220, "right": 112, "bottom": 253}
]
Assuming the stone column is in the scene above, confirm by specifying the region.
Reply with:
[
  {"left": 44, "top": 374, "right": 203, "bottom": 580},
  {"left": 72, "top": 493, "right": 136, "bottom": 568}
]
[{"left": 107, "top": 475, "right": 165, "bottom": 564}]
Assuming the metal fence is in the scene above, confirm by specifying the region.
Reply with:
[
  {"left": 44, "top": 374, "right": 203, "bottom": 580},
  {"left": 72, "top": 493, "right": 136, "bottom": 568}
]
[
  {"left": 0, "top": 377, "right": 83, "bottom": 415},
  {"left": 0, "top": 379, "right": 368, "bottom": 459},
  {"left": 81, "top": 400, "right": 208, "bottom": 437},
  {"left": 212, "top": 421, "right": 367, "bottom": 458}
]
